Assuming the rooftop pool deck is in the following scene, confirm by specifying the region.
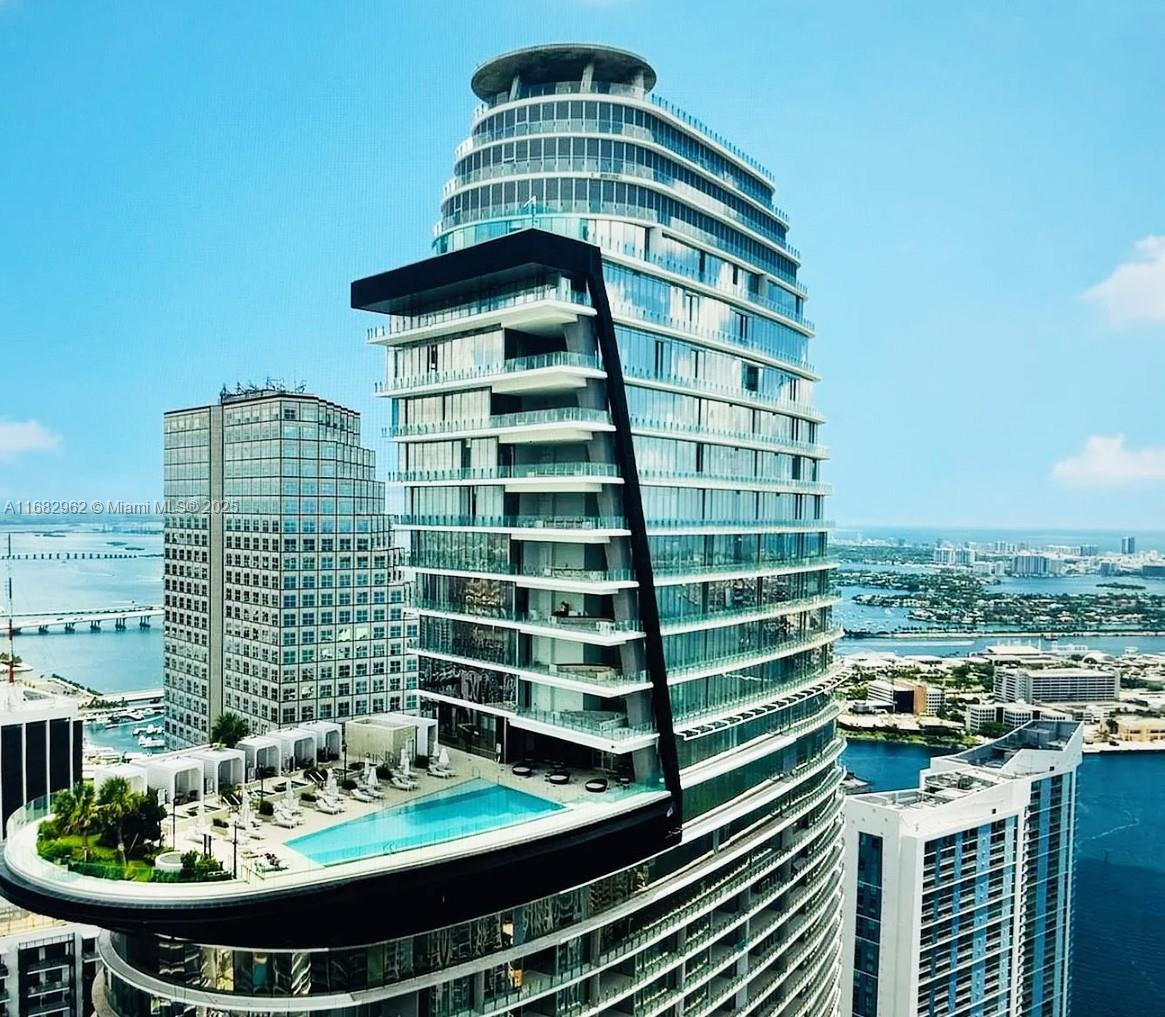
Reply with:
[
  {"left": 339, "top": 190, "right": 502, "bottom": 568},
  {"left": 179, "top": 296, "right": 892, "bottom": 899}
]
[
  {"left": 287, "top": 778, "right": 564, "bottom": 865},
  {"left": 5, "top": 747, "right": 665, "bottom": 902}
]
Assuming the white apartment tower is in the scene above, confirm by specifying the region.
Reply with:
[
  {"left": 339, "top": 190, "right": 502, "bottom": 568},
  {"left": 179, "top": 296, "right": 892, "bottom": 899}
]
[{"left": 841, "top": 720, "right": 1083, "bottom": 1017}]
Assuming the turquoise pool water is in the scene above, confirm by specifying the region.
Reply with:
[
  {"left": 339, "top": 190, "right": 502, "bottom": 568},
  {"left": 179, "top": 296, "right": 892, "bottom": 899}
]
[{"left": 287, "top": 778, "right": 564, "bottom": 865}]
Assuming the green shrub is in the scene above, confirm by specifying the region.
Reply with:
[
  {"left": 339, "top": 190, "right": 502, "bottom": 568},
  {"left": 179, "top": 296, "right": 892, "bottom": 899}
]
[
  {"left": 340, "top": 778, "right": 358, "bottom": 791},
  {"left": 37, "top": 819, "right": 59, "bottom": 841},
  {"left": 212, "top": 817, "right": 228, "bottom": 829},
  {"left": 258, "top": 799, "right": 274, "bottom": 817},
  {"left": 376, "top": 765, "right": 391, "bottom": 780},
  {"left": 301, "top": 791, "right": 317, "bottom": 803}
]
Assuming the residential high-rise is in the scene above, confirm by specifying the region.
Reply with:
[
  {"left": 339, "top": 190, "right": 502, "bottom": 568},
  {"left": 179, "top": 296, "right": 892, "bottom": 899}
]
[
  {"left": 1, "top": 45, "right": 841, "bottom": 1017},
  {"left": 358, "top": 42, "right": 843, "bottom": 1013},
  {"left": 841, "top": 720, "right": 1083, "bottom": 1017},
  {"left": 0, "top": 901, "right": 99, "bottom": 1017},
  {"left": 163, "top": 387, "right": 413, "bottom": 747}
]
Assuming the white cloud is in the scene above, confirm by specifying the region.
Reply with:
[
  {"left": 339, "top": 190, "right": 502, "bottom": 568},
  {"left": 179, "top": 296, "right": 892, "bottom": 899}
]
[
  {"left": 0, "top": 420, "right": 62, "bottom": 461},
  {"left": 1052, "top": 434, "right": 1165, "bottom": 488},
  {"left": 1081, "top": 235, "right": 1165, "bottom": 327}
]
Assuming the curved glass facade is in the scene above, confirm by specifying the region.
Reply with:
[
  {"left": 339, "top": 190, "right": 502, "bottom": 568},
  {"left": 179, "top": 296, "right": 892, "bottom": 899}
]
[{"left": 101, "top": 44, "right": 843, "bottom": 1017}]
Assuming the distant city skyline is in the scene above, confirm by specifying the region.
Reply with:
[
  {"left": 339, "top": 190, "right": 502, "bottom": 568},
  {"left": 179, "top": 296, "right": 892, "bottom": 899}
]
[{"left": 3, "top": 2, "right": 1163, "bottom": 528}]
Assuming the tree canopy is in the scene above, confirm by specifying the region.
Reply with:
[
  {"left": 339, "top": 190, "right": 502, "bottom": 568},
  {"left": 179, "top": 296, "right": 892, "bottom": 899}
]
[{"left": 210, "top": 711, "right": 251, "bottom": 748}]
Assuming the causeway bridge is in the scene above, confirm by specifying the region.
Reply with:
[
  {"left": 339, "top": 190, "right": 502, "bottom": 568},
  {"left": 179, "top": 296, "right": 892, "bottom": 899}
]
[
  {"left": 9, "top": 607, "right": 163, "bottom": 634},
  {"left": 0, "top": 551, "right": 161, "bottom": 561}
]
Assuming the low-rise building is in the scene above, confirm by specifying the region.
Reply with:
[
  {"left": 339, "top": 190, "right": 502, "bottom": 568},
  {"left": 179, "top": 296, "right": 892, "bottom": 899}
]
[
  {"left": 965, "top": 700, "right": 1071, "bottom": 733},
  {"left": 1113, "top": 716, "right": 1165, "bottom": 742},
  {"left": 867, "top": 678, "right": 944, "bottom": 716},
  {"left": 994, "top": 666, "right": 1119, "bottom": 704}
]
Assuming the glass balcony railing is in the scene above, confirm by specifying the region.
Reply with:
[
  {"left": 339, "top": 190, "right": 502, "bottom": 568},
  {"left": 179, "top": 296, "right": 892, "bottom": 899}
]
[
  {"left": 389, "top": 462, "right": 620, "bottom": 484},
  {"left": 513, "top": 707, "right": 655, "bottom": 739},
  {"left": 413, "top": 598, "right": 643, "bottom": 634},
  {"left": 444, "top": 156, "right": 794, "bottom": 256},
  {"left": 598, "top": 235, "right": 812, "bottom": 323},
  {"left": 612, "top": 300, "right": 812, "bottom": 372},
  {"left": 395, "top": 513, "right": 628, "bottom": 530},
  {"left": 469, "top": 85, "right": 782, "bottom": 210},
  {"left": 365, "top": 280, "right": 590, "bottom": 342},
  {"left": 379, "top": 352, "right": 604, "bottom": 394},
  {"left": 639, "top": 469, "right": 831, "bottom": 496},
  {"left": 659, "top": 592, "right": 838, "bottom": 632},
  {"left": 670, "top": 670, "right": 834, "bottom": 728},
  {"left": 646, "top": 516, "right": 832, "bottom": 532},
  {"left": 629, "top": 413, "right": 827, "bottom": 457},
  {"left": 392, "top": 406, "right": 612, "bottom": 438},
  {"left": 408, "top": 555, "right": 636, "bottom": 584},
  {"left": 622, "top": 365, "right": 821, "bottom": 421},
  {"left": 653, "top": 556, "right": 837, "bottom": 579},
  {"left": 668, "top": 626, "right": 843, "bottom": 680},
  {"left": 416, "top": 642, "right": 649, "bottom": 689},
  {"left": 437, "top": 199, "right": 802, "bottom": 294}
]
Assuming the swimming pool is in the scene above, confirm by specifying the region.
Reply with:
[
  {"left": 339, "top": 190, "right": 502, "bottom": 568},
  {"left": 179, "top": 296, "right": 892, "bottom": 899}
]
[{"left": 287, "top": 778, "right": 565, "bottom": 866}]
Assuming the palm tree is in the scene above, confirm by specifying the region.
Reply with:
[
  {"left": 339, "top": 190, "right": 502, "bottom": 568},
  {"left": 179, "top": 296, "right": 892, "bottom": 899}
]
[
  {"left": 97, "top": 777, "right": 135, "bottom": 867},
  {"left": 70, "top": 782, "right": 97, "bottom": 861},
  {"left": 51, "top": 786, "right": 77, "bottom": 833},
  {"left": 210, "top": 711, "right": 251, "bottom": 749}
]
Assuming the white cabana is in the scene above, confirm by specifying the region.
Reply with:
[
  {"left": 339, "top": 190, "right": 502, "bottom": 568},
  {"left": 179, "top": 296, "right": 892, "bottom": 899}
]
[
  {"left": 145, "top": 756, "right": 204, "bottom": 805},
  {"left": 237, "top": 735, "right": 282, "bottom": 779},
  {"left": 345, "top": 713, "right": 437, "bottom": 763},
  {"left": 302, "top": 720, "right": 342, "bottom": 761},
  {"left": 187, "top": 747, "right": 246, "bottom": 792},
  {"left": 272, "top": 727, "right": 318, "bottom": 770},
  {"left": 92, "top": 762, "right": 148, "bottom": 795}
]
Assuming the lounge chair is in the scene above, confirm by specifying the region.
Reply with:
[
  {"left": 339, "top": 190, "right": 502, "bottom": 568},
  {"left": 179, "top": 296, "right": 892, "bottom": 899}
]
[
  {"left": 429, "top": 764, "right": 456, "bottom": 779},
  {"left": 390, "top": 773, "right": 416, "bottom": 792},
  {"left": 350, "top": 787, "right": 376, "bottom": 803},
  {"left": 316, "top": 797, "right": 343, "bottom": 814}
]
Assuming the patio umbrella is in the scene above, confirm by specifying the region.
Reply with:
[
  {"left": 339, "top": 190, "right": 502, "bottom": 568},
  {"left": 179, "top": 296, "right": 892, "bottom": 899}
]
[
  {"left": 438, "top": 746, "right": 451, "bottom": 771},
  {"left": 325, "top": 770, "right": 338, "bottom": 799},
  {"left": 366, "top": 758, "right": 380, "bottom": 790}
]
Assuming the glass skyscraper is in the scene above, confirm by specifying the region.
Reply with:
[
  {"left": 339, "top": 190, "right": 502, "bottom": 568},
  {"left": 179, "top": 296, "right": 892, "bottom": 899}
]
[
  {"left": 163, "top": 387, "right": 414, "bottom": 748},
  {"left": 1, "top": 45, "right": 843, "bottom": 1017},
  {"left": 358, "top": 43, "right": 844, "bottom": 1014}
]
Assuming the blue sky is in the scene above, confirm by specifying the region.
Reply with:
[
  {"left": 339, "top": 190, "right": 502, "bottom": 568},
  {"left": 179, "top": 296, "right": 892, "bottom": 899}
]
[{"left": 2, "top": 1, "right": 1163, "bottom": 529}]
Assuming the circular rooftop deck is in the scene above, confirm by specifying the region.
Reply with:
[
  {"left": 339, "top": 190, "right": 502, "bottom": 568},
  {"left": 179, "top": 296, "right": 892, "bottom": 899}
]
[{"left": 471, "top": 44, "right": 657, "bottom": 100}]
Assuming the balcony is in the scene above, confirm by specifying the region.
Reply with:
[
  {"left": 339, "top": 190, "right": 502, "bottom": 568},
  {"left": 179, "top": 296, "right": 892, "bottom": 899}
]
[
  {"left": 391, "top": 407, "right": 614, "bottom": 446},
  {"left": 610, "top": 300, "right": 813, "bottom": 372},
  {"left": 389, "top": 462, "right": 624, "bottom": 496},
  {"left": 408, "top": 555, "right": 638, "bottom": 594},
  {"left": 630, "top": 414, "right": 828, "bottom": 459},
  {"left": 393, "top": 513, "right": 630, "bottom": 543},
  {"left": 379, "top": 352, "right": 606, "bottom": 398},
  {"left": 411, "top": 599, "right": 643, "bottom": 646},
  {"left": 645, "top": 515, "right": 834, "bottom": 537},
  {"left": 510, "top": 708, "right": 657, "bottom": 753},
  {"left": 443, "top": 156, "right": 794, "bottom": 256},
  {"left": 652, "top": 556, "right": 837, "bottom": 586},
  {"left": 415, "top": 644, "right": 652, "bottom": 696},
  {"left": 639, "top": 469, "right": 831, "bottom": 495},
  {"left": 668, "top": 626, "right": 843, "bottom": 685},
  {"left": 365, "top": 280, "right": 594, "bottom": 346},
  {"left": 621, "top": 365, "right": 823, "bottom": 423}
]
